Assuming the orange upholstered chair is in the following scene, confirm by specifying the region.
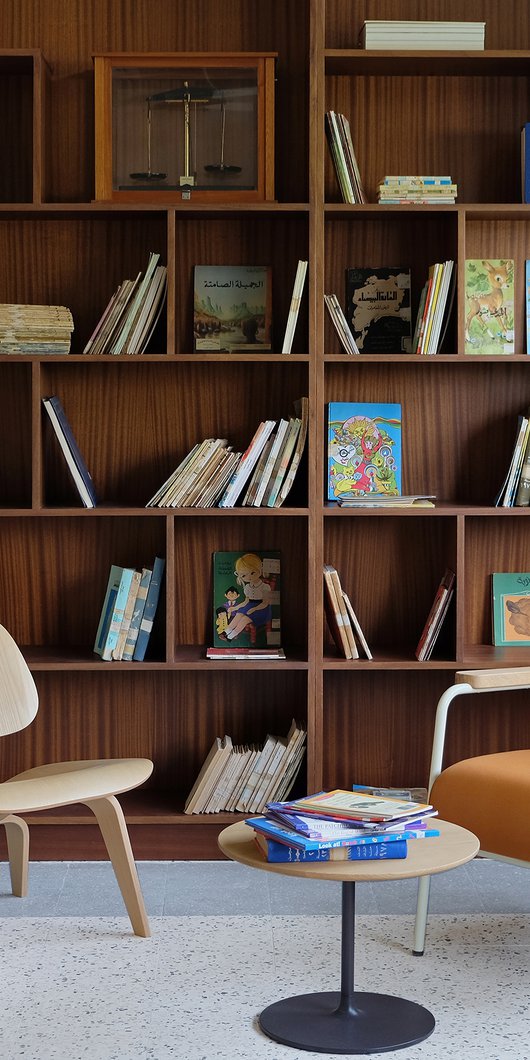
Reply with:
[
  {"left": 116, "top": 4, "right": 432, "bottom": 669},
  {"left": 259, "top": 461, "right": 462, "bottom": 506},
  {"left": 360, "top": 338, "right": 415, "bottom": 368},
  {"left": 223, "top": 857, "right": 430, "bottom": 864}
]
[{"left": 413, "top": 667, "right": 530, "bottom": 955}]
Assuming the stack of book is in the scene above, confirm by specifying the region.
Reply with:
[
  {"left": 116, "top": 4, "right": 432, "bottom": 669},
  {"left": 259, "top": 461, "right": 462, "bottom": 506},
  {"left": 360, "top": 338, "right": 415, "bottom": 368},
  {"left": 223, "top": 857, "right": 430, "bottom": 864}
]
[
  {"left": 147, "top": 397, "right": 308, "bottom": 509},
  {"left": 184, "top": 720, "right": 306, "bottom": 814},
  {"left": 0, "top": 303, "right": 74, "bottom": 354},
  {"left": 495, "top": 407, "right": 530, "bottom": 507},
  {"left": 378, "top": 177, "right": 457, "bottom": 205},
  {"left": 83, "top": 251, "right": 167, "bottom": 355},
  {"left": 323, "top": 564, "right": 372, "bottom": 660},
  {"left": 412, "top": 260, "right": 456, "bottom": 355},
  {"left": 325, "top": 111, "right": 366, "bottom": 205},
  {"left": 246, "top": 787, "right": 439, "bottom": 863},
  {"left": 359, "top": 21, "right": 485, "bottom": 50},
  {"left": 94, "top": 557, "right": 165, "bottom": 662},
  {"left": 415, "top": 567, "right": 456, "bottom": 661}
]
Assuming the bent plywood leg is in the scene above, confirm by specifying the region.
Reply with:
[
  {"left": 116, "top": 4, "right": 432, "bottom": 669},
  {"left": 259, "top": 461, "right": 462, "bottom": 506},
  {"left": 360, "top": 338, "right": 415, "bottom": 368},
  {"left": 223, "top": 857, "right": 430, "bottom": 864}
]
[
  {"left": 2, "top": 814, "right": 29, "bottom": 897},
  {"left": 84, "top": 795, "right": 150, "bottom": 938}
]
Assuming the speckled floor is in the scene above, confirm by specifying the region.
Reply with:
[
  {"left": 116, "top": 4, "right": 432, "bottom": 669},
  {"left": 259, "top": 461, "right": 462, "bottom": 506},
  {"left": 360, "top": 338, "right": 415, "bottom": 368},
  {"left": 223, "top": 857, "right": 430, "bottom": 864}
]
[{"left": 1, "top": 858, "right": 529, "bottom": 1060}]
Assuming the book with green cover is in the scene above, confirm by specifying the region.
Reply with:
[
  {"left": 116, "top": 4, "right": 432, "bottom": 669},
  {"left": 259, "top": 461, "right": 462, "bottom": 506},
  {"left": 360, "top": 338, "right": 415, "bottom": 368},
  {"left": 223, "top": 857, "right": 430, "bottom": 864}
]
[
  {"left": 492, "top": 572, "right": 530, "bottom": 646},
  {"left": 465, "top": 259, "right": 514, "bottom": 354},
  {"left": 212, "top": 550, "right": 281, "bottom": 649}
]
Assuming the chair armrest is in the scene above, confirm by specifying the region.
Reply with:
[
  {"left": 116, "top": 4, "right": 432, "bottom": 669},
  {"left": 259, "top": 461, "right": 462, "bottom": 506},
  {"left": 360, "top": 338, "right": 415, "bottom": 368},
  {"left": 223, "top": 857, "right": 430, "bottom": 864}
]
[{"left": 456, "top": 667, "right": 530, "bottom": 690}]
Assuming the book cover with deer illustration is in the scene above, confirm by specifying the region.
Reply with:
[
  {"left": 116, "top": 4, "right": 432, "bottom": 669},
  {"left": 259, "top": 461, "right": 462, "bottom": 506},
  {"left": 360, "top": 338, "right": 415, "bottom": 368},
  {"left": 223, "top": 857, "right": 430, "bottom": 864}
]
[
  {"left": 212, "top": 550, "right": 281, "bottom": 649},
  {"left": 465, "top": 259, "right": 514, "bottom": 354},
  {"left": 492, "top": 572, "right": 530, "bottom": 645}
]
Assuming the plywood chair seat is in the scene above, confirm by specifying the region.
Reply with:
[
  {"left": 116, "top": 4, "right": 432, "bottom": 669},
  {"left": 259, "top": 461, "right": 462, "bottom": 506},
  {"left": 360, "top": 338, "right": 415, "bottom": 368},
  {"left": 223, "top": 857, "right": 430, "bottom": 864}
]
[
  {"left": 0, "top": 624, "right": 153, "bottom": 937},
  {"left": 413, "top": 667, "right": 530, "bottom": 956}
]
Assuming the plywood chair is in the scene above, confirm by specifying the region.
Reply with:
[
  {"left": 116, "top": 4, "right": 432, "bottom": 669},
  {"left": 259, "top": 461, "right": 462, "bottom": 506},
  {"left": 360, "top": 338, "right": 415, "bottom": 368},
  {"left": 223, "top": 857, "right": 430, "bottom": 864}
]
[
  {"left": 0, "top": 624, "right": 153, "bottom": 937},
  {"left": 413, "top": 667, "right": 530, "bottom": 955}
]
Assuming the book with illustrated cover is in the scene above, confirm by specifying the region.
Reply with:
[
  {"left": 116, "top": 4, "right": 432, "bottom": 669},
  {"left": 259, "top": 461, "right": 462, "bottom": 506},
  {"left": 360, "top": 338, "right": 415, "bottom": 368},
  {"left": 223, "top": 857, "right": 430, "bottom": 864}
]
[
  {"left": 326, "top": 401, "right": 402, "bottom": 501},
  {"left": 212, "top": 550, "right": 281, "bottom": 650},
  {"left": 465, "top": 259, "right": 515, "bottom": 354},
  {"left": 193, "top": 265, "right": 272, "bottom": 352},
  {"left": 345, "top": 267, "right": 411, "bottom": 353},
  {"left": 492, "top": 572, "right": 530, "bottom": 646}
]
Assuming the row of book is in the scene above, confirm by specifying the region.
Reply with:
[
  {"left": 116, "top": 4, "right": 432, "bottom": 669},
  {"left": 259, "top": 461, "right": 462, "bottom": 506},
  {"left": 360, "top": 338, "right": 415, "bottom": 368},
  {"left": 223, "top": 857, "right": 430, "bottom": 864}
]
[
  {"left": 83, "top": 251, "right": 167, "bottom": 356},
  {"left": 246, "top": 785, "right": 439, "bottom": 863},
  {"left": 184, "top": 720, "right": 306, "bottom": 815},
  {"left": 147, "top": 397, "right": 308, "bottom": 509},
  {"left": 0, "top": 303, "right": 74, "bottom": 354},
  {"left": 323, "top": 564, "right": 372, "bottom": 660},
  {"left": 412, "top": 260, "right": 455, "bottom": 356},
  {"left": 325, "top": 110, "right": 366, "bottom": 205},
  {"left": 93, "top": 557, "right": 165, "bottom": 662},
  {"left": 358, "top": 20, "right": 486, "bottom": 50},
  {"left": 378, "top": 176, "right": 457, "bottom": 206},
  {"left": 495, "top": 407, "right": 530, "bottom": 507}
]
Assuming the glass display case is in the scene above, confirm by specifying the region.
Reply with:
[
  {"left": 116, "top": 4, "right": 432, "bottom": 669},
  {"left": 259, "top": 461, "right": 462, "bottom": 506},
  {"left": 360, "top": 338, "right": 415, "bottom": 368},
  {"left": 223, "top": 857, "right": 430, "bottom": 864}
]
[{"left": 94, "top": 52, "right": 276, "bottom": 203}]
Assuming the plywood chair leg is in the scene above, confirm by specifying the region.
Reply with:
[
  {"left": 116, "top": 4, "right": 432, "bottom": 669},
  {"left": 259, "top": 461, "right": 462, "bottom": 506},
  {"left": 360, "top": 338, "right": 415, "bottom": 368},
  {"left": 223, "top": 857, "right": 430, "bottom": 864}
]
[
  {"left": 84, "top": 795, "right": 150, "bottom": 938},
  {"left": 2, "top": 813, "right": 29, "bottom": 897}
]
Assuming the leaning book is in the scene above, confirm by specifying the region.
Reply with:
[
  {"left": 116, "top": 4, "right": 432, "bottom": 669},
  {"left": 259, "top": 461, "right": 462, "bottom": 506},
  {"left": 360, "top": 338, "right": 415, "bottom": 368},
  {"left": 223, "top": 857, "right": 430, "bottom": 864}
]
[
  {"left": 326, "top": 401, "right": 402, "bottom": 501},
  {"left": 345, "top": 267, "right": 411, "bottom": 353},
  {"left": 212, "top": 550, "right": 281, "bottom": 651},
  {"left": 193, "top": 265, "right": 272, "bottom": 352}
]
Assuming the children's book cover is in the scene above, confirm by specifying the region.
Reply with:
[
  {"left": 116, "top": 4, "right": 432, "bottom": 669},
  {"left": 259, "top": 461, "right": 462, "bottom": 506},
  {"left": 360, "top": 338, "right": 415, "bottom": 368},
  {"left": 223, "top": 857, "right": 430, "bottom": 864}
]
[
  {"left": 194, "top": 265, "right": 272, "bottom": 352},
  {"left": 345, "top": 267, "right": 411, "bottom": 353},
  {"left": 492, "top": 572, "right": 530, "bottom": 646},
  {"left": 212, "top": 550, "right": 281, "bottom": 648},
  {"left": 465, "top": 259, "right": 514, "bottom": 354},
  {"left": 326, "top": 402, "right": 402, "bottom": 501}
]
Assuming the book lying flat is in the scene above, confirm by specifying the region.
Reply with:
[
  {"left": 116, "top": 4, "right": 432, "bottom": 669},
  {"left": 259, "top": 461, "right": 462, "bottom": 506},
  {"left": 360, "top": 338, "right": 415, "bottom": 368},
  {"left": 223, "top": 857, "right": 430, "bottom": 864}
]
[
  {"left": 280, "top": 788, "right": 434, "bottom": 824},
  {"left": 253, "top": 830, "right": 409, "bottom": 861}
]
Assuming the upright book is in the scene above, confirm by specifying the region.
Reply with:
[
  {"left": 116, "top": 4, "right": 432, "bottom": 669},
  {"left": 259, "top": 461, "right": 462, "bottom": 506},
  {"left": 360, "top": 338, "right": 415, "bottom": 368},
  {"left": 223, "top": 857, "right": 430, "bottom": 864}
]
[
  {"left": 193, "top": 265, "right": 272, "bottom": 352},
  {"left": 132, "top": 556, "right": 165, "bottom": 661},
  {"left": 326, "top": 401, "right": 402, "bottom": 501},
  {"left": 94, "top": 565, "right": 136, "bottom": 661},
  {"left": 492, "top": 572, "right": 530, "bottom": 646},
  {"left": 212, "top": 550, "right": 281, "bottom": 651},
  {"left": 464, "top": 259, "right": 515, "bottom": 354},
  {"left": 345, "top": 268, "right": 412, "bottom": 353}
]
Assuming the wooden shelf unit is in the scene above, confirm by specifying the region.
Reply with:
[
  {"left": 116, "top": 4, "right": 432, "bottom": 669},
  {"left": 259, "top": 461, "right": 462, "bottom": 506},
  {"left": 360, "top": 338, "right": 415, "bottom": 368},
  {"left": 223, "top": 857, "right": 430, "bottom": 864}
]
[{"left": 1, "top": 1, "right": 530, "bottom": 859}]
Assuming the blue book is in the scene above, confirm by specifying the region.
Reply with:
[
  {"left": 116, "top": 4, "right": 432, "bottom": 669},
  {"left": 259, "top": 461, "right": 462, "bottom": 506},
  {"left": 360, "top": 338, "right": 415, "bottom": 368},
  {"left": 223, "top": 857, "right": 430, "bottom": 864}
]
[
  {"left": 326, "top": 401, "right": 402, "bottom": 501},
  {"left": 245, "top": 814, "right": 436, "bottom": 852},
  {"left": 522, "top": 124, "right": 530, "bottom": 204},
  {"left": 253, "top": 831, "right": 408, "bottom": 862},
  {"left": 43, "top": 395, "right": 98, "bottom": 507},
  {"left": 133, "top": 556, "right": 165, "bottom": 661},
  {"left": 122, "top": 566, "right": 152, "bottom": 661},
  {"left": 94, "top": 565, "right": 136, "bottom": 661}
]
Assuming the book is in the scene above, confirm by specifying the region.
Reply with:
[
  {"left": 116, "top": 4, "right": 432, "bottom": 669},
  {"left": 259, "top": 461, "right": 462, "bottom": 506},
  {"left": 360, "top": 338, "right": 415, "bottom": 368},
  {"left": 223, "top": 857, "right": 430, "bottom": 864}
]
[
  {"left": 465, "top": 259, "right": 515, "bottom": 354},
  {"left": 252, "top": 811, "right": 438, "bottom": 851},
  {"left": 324, "top": 293, "right": 361, "bottom": 355},
  {"left": 514, "top": 419, "right": 530, "bottom": 507},
  {"left": 93, "top": 565, "right": 136, "bottom": 661},
  {"left": 323, "top": 564, "right": 358, "bottom": 659},
  {"left": 193, "top": 265, "right": 272, "bottom": 352},
  {"left": 522, "top": 123, "right": 530, "bottom": 204},
  {"left": 341, "top": 590, "right": 373, "bottom": 660},
  {"left": 345, "top": 268, "right": 412, "bottom": 354},
  {"left": 336, "top": 494, "right": 434, "bottom": 508},
  {"left": 327, "top": 401, "right": 402, "bottom": 501},
  {"left": 110, "top": 252, "right": 163, "bottom": 356},
  {"left": 281, "top": 260, "right": 308, "bottom": 354},
  {"left": 274, "top": 396, "right": 309, "bottom": 507},
  {"left": 495, "top": 413, "right": 530, "bottom": 507},
  {"left": 280, "top": 788, "right": 434, "bottom": 824},
  {"left": 122, "top": 566, "right": 153, "bottom": 661},
  {"left": 262, "top": 417, "right": 301, "bottom": 507},
  {"left": 253, "top": 830, "right": 409, "bottom": 862},
  {"left": 184, "top": 735, "right": 233, "bottom": 814},
  {"left": 0, "top": 303, "right": 74, "bottom": 354},
  {"left": 359, "top": 21, "right": 485, "bottom": 50},
  {"left": 492, "top": 572, "right": 530, "bottom": 646},
  {"left": 206, "top": 646, "right": 286, "bottom": 660},
  {"left": 112, "top": 568, "right": 142, "bottom": 660},
  {"left": 212, "top": 550, "right": 281, "bottom": 650},
  {"left": 42, "top": 395, "right": 98, "bottom": 508},
  {"left": 415, "top": 568, "right": 456, "bottom": 661},
  {"left": 218, "top": 419, "right": 276, "bottom": 506},
  {"left": 325, "top": 111, "right": 366, "bottom": 205},
  {"left": 132, "top": 556, "right": 165, "bottom": 661}
]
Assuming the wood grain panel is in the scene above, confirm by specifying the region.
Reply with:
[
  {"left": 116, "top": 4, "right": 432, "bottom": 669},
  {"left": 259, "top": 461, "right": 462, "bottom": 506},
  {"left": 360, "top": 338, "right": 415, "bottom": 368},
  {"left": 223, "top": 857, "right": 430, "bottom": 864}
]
[
  {"left": 325, "top": 1, "right": 530, "bottom": 50},
  {"left": 0, "top": 364, "right": 32, "bottom": 504},
  {"left": 0, "top": 68, "right": 33, "bottom": 201},
  {"left": 464, "top": 517, "right": 530, "bottom": 647}
]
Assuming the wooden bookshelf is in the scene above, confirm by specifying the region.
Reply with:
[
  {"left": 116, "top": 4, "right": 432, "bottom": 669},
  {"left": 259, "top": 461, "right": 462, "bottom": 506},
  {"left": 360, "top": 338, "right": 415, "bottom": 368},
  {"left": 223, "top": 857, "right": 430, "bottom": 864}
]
[{"left": 1, "top": 1, "right": 530, "bottom": 859}]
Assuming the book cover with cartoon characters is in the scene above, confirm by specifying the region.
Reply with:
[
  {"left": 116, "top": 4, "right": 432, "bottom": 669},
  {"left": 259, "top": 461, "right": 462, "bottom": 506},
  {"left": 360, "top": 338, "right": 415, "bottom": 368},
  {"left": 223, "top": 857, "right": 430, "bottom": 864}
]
[
  {"left": 326, "top": 402, "right": 402, "bottom": 501},
  {"left": 492, "top": 572, "right": 530, "bottom": 646},
  {"left": 465, "top": 259, "right": 514, "bottom": 354},
  {"left": 345, "top": 267, "right": 411, "bottom": 353},
  {"left": 212, "top": 550, "right": 281, "bottom": 648}
]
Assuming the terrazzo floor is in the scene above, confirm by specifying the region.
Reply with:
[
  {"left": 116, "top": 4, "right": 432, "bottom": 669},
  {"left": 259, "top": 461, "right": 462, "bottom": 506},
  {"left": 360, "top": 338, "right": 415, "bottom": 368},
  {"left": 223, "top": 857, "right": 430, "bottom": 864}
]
[{"left": 1, "top": 858, "right": 529, "bottom": 1060}]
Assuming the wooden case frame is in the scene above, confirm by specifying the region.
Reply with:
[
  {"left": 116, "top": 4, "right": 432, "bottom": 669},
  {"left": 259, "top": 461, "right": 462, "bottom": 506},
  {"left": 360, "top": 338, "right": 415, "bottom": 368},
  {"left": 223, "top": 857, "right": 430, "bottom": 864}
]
[{"left": 93, "top": 51, "right": 276, "bottom": 204}]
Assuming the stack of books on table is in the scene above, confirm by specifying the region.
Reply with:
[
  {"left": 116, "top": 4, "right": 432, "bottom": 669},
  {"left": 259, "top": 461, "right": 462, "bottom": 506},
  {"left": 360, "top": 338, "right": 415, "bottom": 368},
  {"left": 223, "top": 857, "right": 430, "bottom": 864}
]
[
  {"left": 0, "top": 303, "right": 74, "bottom": 354},
  {"left": 359, "top": 21, "right": 485, "bottom": 50},
  {"left": 246, "top": 787, "right": 439, "bottom": 862},
  {"left": 147, "top": 397, "right": 308, "bottom": 509},
  {"left": 93, "top": 556, "right": 165, "bottom": 662},
  {"left": 378, "top": 177, "right": 457, "bottom": 205},
  {"left": 184, "top": 720, "right": 306, "bottom": 814},
  {"left": 82, "top": 251, "right": 167, "bottom": 355}
]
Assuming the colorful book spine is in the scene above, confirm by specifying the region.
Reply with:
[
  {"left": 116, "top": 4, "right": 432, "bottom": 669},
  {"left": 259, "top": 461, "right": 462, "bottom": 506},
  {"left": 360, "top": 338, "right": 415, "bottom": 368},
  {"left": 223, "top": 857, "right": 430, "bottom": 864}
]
[
  {"left": 94, "top": 566, "right": 135, "bottom": 661},
  {"left": 122, "top": 566, "right": 153, "bottom": 661},
  {"left": 245, "top": 814, "right": 437, "bottom": 851},
  {"left": 132, "top": 556, "right": 165, "bottom": 661},
  {"left": 256, "top": 835, "right": 409, "bottom": 861}
]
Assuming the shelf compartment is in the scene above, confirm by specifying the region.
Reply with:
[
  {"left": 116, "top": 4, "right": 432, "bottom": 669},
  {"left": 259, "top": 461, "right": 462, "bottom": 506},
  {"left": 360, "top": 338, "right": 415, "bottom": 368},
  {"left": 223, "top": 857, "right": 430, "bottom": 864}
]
[
  {"left": 0, "top": 50, "right": 49, "bottom": 203},
  {"left": 0, "top": 361, "right": 32, "bottom": 506},
  {"left": 464, "top": 516, "right": 530, "bottom": 652}
]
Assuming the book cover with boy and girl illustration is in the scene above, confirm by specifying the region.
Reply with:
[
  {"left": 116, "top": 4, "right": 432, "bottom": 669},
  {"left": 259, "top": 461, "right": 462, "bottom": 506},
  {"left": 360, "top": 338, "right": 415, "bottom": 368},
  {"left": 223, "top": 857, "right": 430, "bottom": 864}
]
[{"left": 211, "top": 550, "right": 282, "bottom": 655}]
